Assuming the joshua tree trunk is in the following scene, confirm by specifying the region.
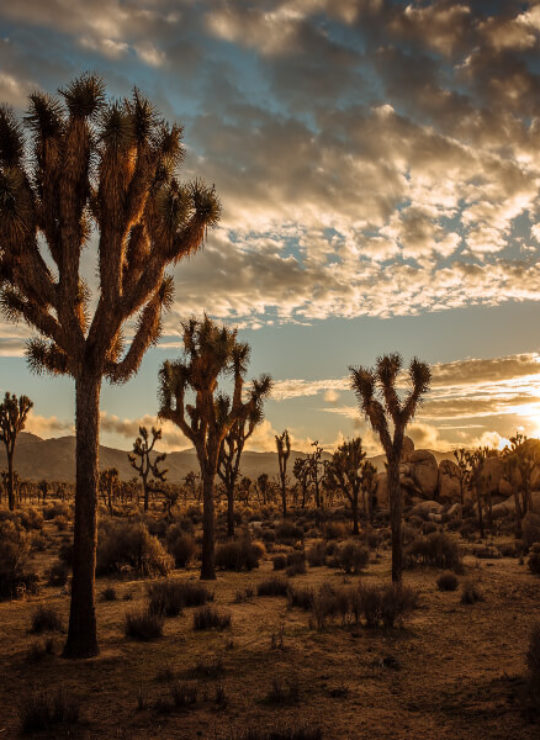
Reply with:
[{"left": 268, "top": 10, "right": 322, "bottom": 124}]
[
  {"left": 64, "top": 372, "right": 100, "bottom": 659},
  {"left": 201, "top": 469, "right": 216, "bottom": 580},
  {"left": 7, "top": 450, "right": 15, "bottom": 511},
  {"left": 387, "top": 459, "right": 402, "bottom": 583}
]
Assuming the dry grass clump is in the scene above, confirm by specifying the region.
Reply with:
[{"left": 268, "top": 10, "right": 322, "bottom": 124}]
[
  {"left": 215, "top": 537, "right": 262, "bottom": 571},
  {"left": 147, "top": 580, "right": 186, "bottom": 617},
  {"left": 287, "top": 584, "right": 314, "bottom": 611},
  {"left": 193, "top": 606, "right": 231, "bottom": 631},
  {"left": 0, "top": 519, "right": 38, "bottom": 600},
  {"left": 19, "top": 687, "right": 80, "bottom": 734},
  {"left": 263, "top": 677, "right": 301, "bottom": 705},
  {"left": 460, "top": 580, "right": 484, "bottom": 605},
  {"left": 306, "top": 540, "right": 326, "bottom": 566},
  {"left": 165, "top": 525, "right": 196, "bottom": 567},
  {"left": 526, "top": 622, "right": 540, "bottom": 708},
  {"left": 125, "top": 609, "right": 164, "bottom": 640},
  {"left": 47, "top": 560, "right": 69, "bottom": 587},
  {"left": 97, "top": 520, "right": 173, "bottom": 578},
  {"left": 30, "top": 606, "right": 63, "bottom": 634},
  {"left": 272, "top": 554, "right": 287, "bottom": 570},
  {"left": 173, "top": 580, "right": 213, "bottom": 607},
  {"left": 286, "top": 551, "right": 307, "bottom": 576},
  {"left": 331, "top": 541, "right": 369, "bottom": 574},
  {"left": 257, "top": 576, "right": 289, "bottom": 597}
]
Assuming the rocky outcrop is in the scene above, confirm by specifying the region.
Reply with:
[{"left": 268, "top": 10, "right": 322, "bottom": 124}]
[
  {"left": 438, "top": 459, "right": 461, "bottom": 502},
  {"left": 400, "top": 449, "right": 439, "bottom": 499}
]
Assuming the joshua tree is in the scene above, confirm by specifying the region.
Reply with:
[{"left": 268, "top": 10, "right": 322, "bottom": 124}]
[
  {"left": 465, "top": 447, "right": 489, "bottom": 538},
  {"left": 255, "top": 472, "right": 270, "bottom": 506},
  {"left": 293, "top": 456, "right": 311, "bottom": 508},
  {"left": 217, "top": 349, "right": 272, "bottom": 536},
  {"left": 0, "top": 392, "right": 33, "bottom": 510},
  {"left": 275, "top": 430, "right": 291, "bottom": 518},
  {"left": 158, "top": 315, "right": 267, "bottom": 579},
  {"left": 360, "top": 459, "right": 378, "bottom": 524},
  {"left": 453, "top": 448, "right": 469, "bottom": 508},
  {"left": 99, "top": 467, "right": 119, "bottom": 516},
  {"left": 350, "top": 354, "right": 430, "bottom": 582},
  {"left": 325, "top": 438, "right": 366, "bottom": 535},
  {"left": 0, "top": 75, "right": 219, "bottom": 657},
  {"left": 128, "top": 426, "right": 167, "bottom": 512},
  {"left": 37, "top": 479, "right": 49, "bottom": 504},
  {"left": 184, "top": 471, "right": 200, "bottom": 503},
  {"left": 502, "top": 433, "right": 534, "bottom": 537},
  {"left": 308, "top": 441, "right": 324, "bottom": 508}
]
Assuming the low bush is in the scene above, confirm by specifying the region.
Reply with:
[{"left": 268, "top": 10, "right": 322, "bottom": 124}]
[
  {"left": 287, "top": 584, "right": 314, "bottom": 611},
  {"left": 272, "top": 555, "right": 287, "bottom": 571},
  {"left": 43, "top": 502, "right": 70, "bottom": 521},
  {"left": 528, "top": 543, "right": 540, "bottom": 575},
  {"left": 27, "top": 638, "right": 55, "bottom": 662},
  {"left": 47, "top": 560, "right": 69, "bottom": 587},
  {"left": 323, "top": 521, "right": 347, "bottom": 540},
  {"left": 18, "top": 507, "right": 44, "bottom": 531},
  {"left": 165, "top": 525, "right": 196, "bottom": 568},
  {"left": 189, "top": 655, "right": 224, "bottom": 680},
  {"left": 30, "top": 606, "right": 63, "bottom": 634},
  {"left": 264, "top": 677, "right": 300, "bottom": 705},
  {"left": 97, "top": 520, "right": 173, "bottom": 578},
  {"left": 311, "top": 583, "right": 349, "bottom": 630},
  {"left": 437, "top": 572, "right": 459, "bottom": 591},
  {"left": 215, "top": 537, "right": 261, "bottom": 571},
  {"left": 526, "top": 622, "right": 540, "bottom": 707},
  {"left": 306, "top": 540, "right": 326, "bottom": 567},
  {"left": 171, "top": 580, "right": 212, "bottom": 607},
  {"left": 19, "top": 688, "right": 80, "bottom": 734},
  {"left": 0, "top": 520, "right": 38, "bottom": 600},
  {"left": 193, "top": 606, "right": 231, "bottom": 631},
  {"left": 147, "top": 580, "right": 185, "bottom": 617},
  {"left": 405, "top": 532, "right": 462, "bottom": 572},
  {"left": 125, "top": 609, "right": 164, "bottom": 640},
  {"left": 257, "top": 577, "right": 288, "bottom": 597},
  {"left": 380, "top": 584, "right": 419, "bottom": 628},
  {"left": 276, "top": 522, "right": 304, "bottom": 544},
  {"left": 101, "top": 586, "right": 117, "bottom": 601},
  {"left": 286, "top": 551, "right": 306, "bottom": 576},
  {"left": 460, "top": 580, "right": 484, "bottom": 605},
  {"left": 522, "top": 512, "right": 540, "bottom": 549},
  {"left": 334, "top": 542, "right": 369, "bottom": 574}
]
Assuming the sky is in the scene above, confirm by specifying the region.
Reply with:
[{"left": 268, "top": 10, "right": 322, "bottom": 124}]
[{"left": 1, "top": 0, "right": 540, "bottom": 457}]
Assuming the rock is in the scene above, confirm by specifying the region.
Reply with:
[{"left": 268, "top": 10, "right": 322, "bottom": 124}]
[
  {"left": 438, "top": 459, "right": 461, "bottom": 502},
  {"left": 410, "top": 500, "right": 443, "bottom": 519},
  {"left": 491, "top": 491, "right": 540, "bottom": 518},
  {"left": 479, "top": 455, "right": 506, "bottom": 496},
  {"left": 446, "top": 503, "right": 462, "bottom": 519},
  {"left": 401, "top": 449, "right": 439, "bottom": 499},
  {"left": 401, "top": 436, "right": 415, "bottom": 462}
]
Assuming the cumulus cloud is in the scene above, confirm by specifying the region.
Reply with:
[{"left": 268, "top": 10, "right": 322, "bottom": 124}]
[
  {"left": 25, "top": 413, "right": 74, "bottom": 438},
  {"left": 99, "top": 412, "right": 190, "bottom": 452}
]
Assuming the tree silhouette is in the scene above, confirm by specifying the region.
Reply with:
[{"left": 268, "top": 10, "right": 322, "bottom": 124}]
[
  {"left": 502, "top": 432, "right": 534, "bottom": 537},
  {"left": 0, "top": 75, "right": 219, "bottom": 657},
  {"left": 350, "top": 354, "right": 430, "bottom": 582},
  {"left": 360, "top": 459, "right": 378, "bottom": 524},
  {"left": 293, "top": 456, "right": 311, "bottom": 508},
  {"left": 99, "top": 467, "right": 119, "bottom": 516},
  {"left": 308, "top": 441, "right": 324, "bottom": 509},
  {"left": 217, "top": 345, "right": 272, "bottom": 536},
  {"left": 0, "top": 392, "right": 33, "bottom": 511},
  {"left": 452, "top": 448, "right": 469, "bottom": 508},
  {"left": 275, "top": 430, "right": 291, "bottom": 518},
  {"left": 128, "top": 426, "right": 167, "bottom": 512},
  {"left": 325, "top": 438, "right": 366, "bottom": 535},
  {"left": 158, "top": 315, "right": 266, "bottom": 579},
  {"left": 464, "top": 447, "right": 489, "bottom": 538}
]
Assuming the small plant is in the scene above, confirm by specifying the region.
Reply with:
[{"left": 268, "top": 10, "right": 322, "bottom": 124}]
[
  {"left": 334, "top": 542, "right": 369, "bottom": 574},
  {"left": 19, "top": 688, "right": 80, "bottom": 734},
  {"left": 359, "top": 585, "right": 382, "bottom": 628},
  {"left": 193, "top": 606, "right": 231, "bottom": 630},
  {"left": 172, "top": 580, "right": 213, "bottom": 607},
  {"left": 287, "top": 585, "right": 314, "bottom": 611},
  {"left": 307, "top": 540, "right": 326, "bottom": 566},
  {"left": 215, "top": 537, "right": 262, "bottom": 571},
  {"left": 379, "top": 584, "right": 418, "bottom": 628},
  {"left": 270, "top": 623, "right": 285, "bottom": 650},
  {"left": 460, "top": 580, "right": 484, "bottom": 605},
  {"left": 437, "top": 572, "right": 459, "bottom": 592},
  {"left": 101, "top": 586, "right": 117, "bottom": 601},
  {"left": 257, "top": 576, "right": 289, "bottom": 597},
  {"left": 286, "top": 550, "right": 307, "bottom": 576},
  {"left": 47, "top": 560, "right": 69, "bottom": 587},
  {"left": 272, "top": 554, "right": 287, "bottom": 570},
  {"left": 125, "top": 609, "right": 164, "bottom": 640},
  {"left": 30, "top": 606, "right": 63, "bottom": 634},
  {"left": 234, "top": 587, "right": 254, "bottom": 603},
  {"left": 405, "top": 532, "right": 462, "bottom": 572},
  {"left": 190, "top": 655, "right": 224, "bottom": 679},
  {"left": 264, "top": 677, "right": 300, "bottom": 705},
  {"left": 527, "top": 543, "right": 540, "bottom": 575},
  {"left": 147, "top": 580, "right": 185, "bottom": 617},
  {"left": 170, "top": 682, "right": 198, "bottom": 709},
  {"left": 214, "top": 683, "right": 227, "bottom": 707},
  {"left": 166, "top": 526, "right": 196, "bottom": 568},
  {"left": 27, "top": 638, "right": 55, "bottom": 662}
]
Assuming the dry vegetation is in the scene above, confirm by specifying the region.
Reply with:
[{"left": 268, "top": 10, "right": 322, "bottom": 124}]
[{"left": 0, "top": 495, "right": 539, "bottom": 738}]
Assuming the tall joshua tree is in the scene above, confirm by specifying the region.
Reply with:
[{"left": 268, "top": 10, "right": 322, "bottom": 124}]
[
  {"left": 128, "top": 426, "right": 167, "bottom": 512},
  {"left": 158, "top": 315, "right": 267, "bottom": 579},
  {"left": 217, "top": 344, "right": 272, "bottom": 537},
  {"left": 275, "top": 430, "right": 291, "bottom": 518},
  {"left": 350, "top": 354, "right": 430, "bottom": 583},
  {"left": 0, "top": 75, "right": 219, "bottom": 657},
  {"left": 325, "top": 438, "right": 366, "bottom": 535},
  {"left": 0, "top": 392, "right": 33, "bottom": 510}
]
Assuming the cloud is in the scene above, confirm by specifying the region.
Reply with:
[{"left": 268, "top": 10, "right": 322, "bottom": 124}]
[
  {"left": 99, "top": 412, "right": 190, "bottom": 452},
  {"left": 25, "top": 413, "right": 74, "bottom": 438}
]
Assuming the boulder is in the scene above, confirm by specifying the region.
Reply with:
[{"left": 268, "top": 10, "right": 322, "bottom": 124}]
[
  {"left": 446, "top": 503, "right": 462, "bottom": 519},
  {"left": 438, "top": 459, "right": 461, "bottom": 502},
  {"left": 401, "top": 436, "right": 415, "bottom": 462},
  {"left": 478, "top": 455, "right": 506, "bottom": 496},
  {"left": 410, "top": 500, "right": 443, "bottom": 519},
  {"left": 400, "top": 449, "right": 439, "bottom": 499}
]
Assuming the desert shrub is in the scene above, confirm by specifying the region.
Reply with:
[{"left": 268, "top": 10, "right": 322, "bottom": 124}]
[
  {"left": 437, "top": 572, "right": 459, "bottom": 591},
  {"left": 58, "top": 541, "right": 73, "bottom": 566},
  {"left": 334, "top": 542, "right": 369, "bottom": 574},
  {"left": 30, "top": 606, "right": 63, "bottom": 634},
  {"left": 286, "top": 551, "right": 306, "bottom": 576},
  {"left": 287, "top": 584, "right": 314, "bottom": 611},
  {"left": 171, "top": 580, "right": 212, "bottom": 607},
  {"left": 193, "top": 606, "right": 231, "bottom": 630},
  {"left": 405, "top": 532, "right": 462, "bottom": 571},
  {"left": 264, "top": 677, "right": 300, "bottom": 705},
  {"left": 497, "top": 541, "right": 519, "bottom": 558},
  {"left": 472, "top": 545, "right": 501, "bottom": 559},
  {"left": 522, "top": 512, "right": 540, "bottom": 549},
  {"left": 422, "top": 520, "right": 437, "bottom": 535},
  {"left": 19, "top": 688, "right": 80, "bottom": 734},
  {"left": 189, "top": 655, "right": 224, "bottom": 679},
  {"left": 48, "top": 560, "right": 69, "bottom": 587},
  {"left": 101, "top": 586, "right": 117, "bottom": 601},
  {"left": 311, "top": 583, "right": 346, "bottom": 629},
  {"left": 165, "top": 525, "right": 195, "bottom": 568},
  {"left": 186, "top": 504, "right": 203, "bottom": 524},
  {"left": 55, "top": 515, "right": 69, "bottom": 531},
  {"left": 380, "top": 584, "right": 418, "bottom": 628},
  {"left": 18, "top": 507, "right": 44, "bottom": 531},
  {"left": 526, "top": 622, "right": 540, "bottom": 707},
  {"left": 96, "top": 520, "right": 173, "bottom": 578},
  {"left": 306, "top": 540, "right": 326, "bottom": 567},
  {"left": 125, "top": 609, "right": 164, "bottom": 640},
  {"left": 276, "top": 522, "right": 303, "bottom": 544},
  {"left": 170, "top": 682, "right": 198, "bottom": 709},
  {"left": 366, "top": 532, "right": 380, "bottom": 550},
  {"left": 527, "top": 543, "right": 540, "bottom": 575},
  {"left": 27, "top": 637, "right": 55, "bottom": 662},
  {"left": 43, "top": 502, "right": 69, "bottom": 521},
  {"left": 147, "top": 580, "right": 185, "bottom": 617},
  {"left": 257, "top": 577, "right": 288, "bottom": 597},
  {"left": 0, "top": 520, "right": 38, "bottom": 600},
  {"left": 262, "top": 528, "right": 276, "bottom": 543},
  {"left": 323, "top": 521, "right": 347, "bottom": 540},
  {"left": 234, "top": 587, "right": 254, "bottom": 603},
  {"left": 272, "top": 555, "right": 287, "bottom": 571},
  {"left": 358, "top": 584, "right": 382, "bottom": 628},
  {"left": 215, "top": 537, "right": 261, "bottom": 571},
  {"left": 460, "top": 580, "right": 484, "bottom": 605}
]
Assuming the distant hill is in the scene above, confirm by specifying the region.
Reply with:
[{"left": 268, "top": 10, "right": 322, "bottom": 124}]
[{"left": 0, "top": 432, "right": 333, "bottom": 483}]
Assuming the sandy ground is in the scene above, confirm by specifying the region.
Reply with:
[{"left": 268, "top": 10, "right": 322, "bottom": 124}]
[{"left": 0, "top": 520, "right": 539, "bottom": 739}]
